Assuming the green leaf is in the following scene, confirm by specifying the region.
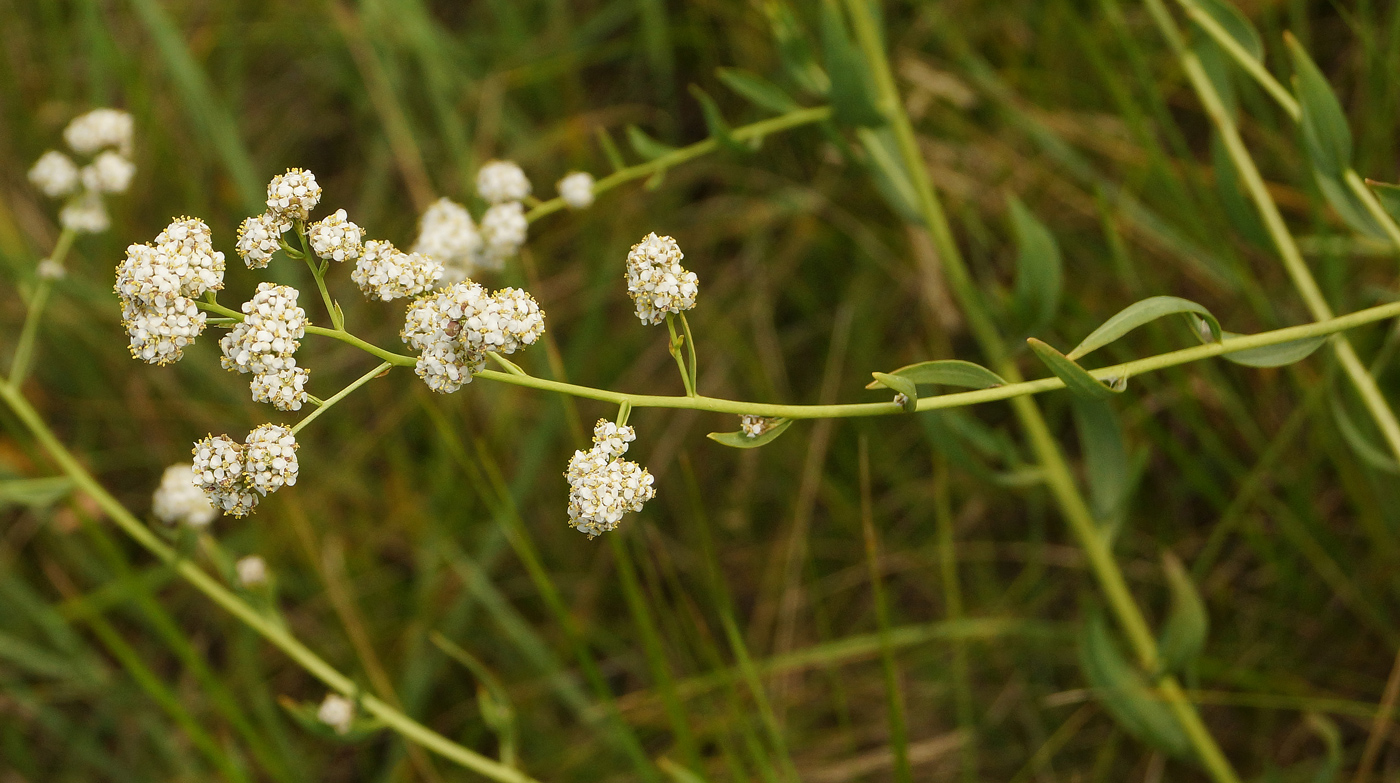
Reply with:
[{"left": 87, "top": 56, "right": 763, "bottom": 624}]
[
  {"left": 689, "top": 85, "right": 746, "bottom": 153},
  {"left": 871, "top": 372, "right": 917, "bottom": 411},
  {"left": 856, "top": 127, "right": 923, "bottom": 225},
  {"left": 1068, "top": 296, "right": 1222, "bottom": 361},
  {"left": 595, "top": 126, "right": 627, "bottom": 172},
  {"left": 1191, "top": 0, "right": 1264, "bottom": 60},
  {"left": 1157, "top": 553, "right": 1209, "bottom": 676},
  {"left": 1211, "top": 133, "right": 1271, "bottom": 247},
  {"left": 1008, "top": 197, "right": 1063, "bottom": 334},
  {"left": 278, "top": 695, "right": 385, "bottom": 743},
  {"left": 716, "top": 67, "right": 800, "bottom": 114},
  {"left": 1286, "top": 32, "right": 1352, "bottom": 178},
  {"left": 0, "top": 477, "right": 73, "bottom": 509},
  {"left": 1029, "top": 339, "right": 1125, "bottom": 400},
  {"left": 1315, "top": 169, "right": 1385, "bottom": 238},
  {"left": 1079, "top": 612, "right": 1194, "bottom": 759},
  {"left": 865, "top": 359, "right": 1006, "bottom": 391},
  {"left": 1071, "top": 398, "right": 1131, "bottom": 535},
  {"left": 1368, "top": 179, "right": 1400, "bottom": 224},
  {"left": 707, "top": 418, "right": 794, "bottom": 449},
  {"left": 1330, "top": 395, "right": 1400, "bottom": 474},
  {"left": 820, "top": 0, "right": 883, "bottom": 127},
  {"left": 761, "top": 0, "right": 829, "bottom": 96},
  {"left": 1219, "top": 331, "right": 1326, "bottom": 367},
  {"left": 626, "top": 124, "right": 679, "bottom": 161},
  {"left": 1304, "top": 713, "right": 1342, "bottom": 783}
]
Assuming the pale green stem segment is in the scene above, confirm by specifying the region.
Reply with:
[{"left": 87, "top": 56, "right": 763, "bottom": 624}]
[
  {"left": 1145, "top": 0, "right": 1400, "bottom": 466},
  {"left": 680, "top": 312, "right": 698, "bottom": 395},
  {"left": 297, "top": 222, "right": 344, "bottom": 331},
  {"left": 0, "top": 379, "right": 539, "bottom": 783},
  {"left": 664, "top": 314, "right": 696, "bottom": 396},
  {"left": 290, "top": 361, "right": 391, "bottom": 436},
  {"left": 8, "top": 227, "right": 77, "bottom": 385},
  {"left": 843, "top": 0, "right": 1241, "bottom": 779},
  {"left": 524, "top": 107, "right": 833, "bottom": 224}
]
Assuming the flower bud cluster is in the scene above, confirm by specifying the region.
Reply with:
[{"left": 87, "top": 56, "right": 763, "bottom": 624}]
[
  {"left": 476, "top": 160, "right": 531, "bottom": 204},
  {"left": 192, "top": 425, "right": 298, "bottom": 517},
  {"left": 266, "top": 168, "right": 322, "bottom": 221},
  {"left": 28, "top": 108, "right": 137, "bottom": 234},
  {"left": 115, "top": 218, "right": 225, "bottom": 364},
  {"left": 308, "top": 208, "right": 364, "bottom": 263},
  {"left": 220, "top": 283, "right": 310, "bottom": 411},
  {"left": 317, "top": 694, "right": 354, "bottom": 735},
  {"left": 474, "top": 160, "right": 531, "bottom": 265},
  {"left": 401, "top": 282, "right": 546, "bottom": 393},
  {"left": 557, "top": 171, "right": 595, "bottom": 210},
  {"left": 236, "top": 212, "right": 291, "bottom": 269},
  {"left": 152, "top": 463, "right": 217, "bottom": 528},
  {"left": 412, "top": 198, "right": 483, "bottom": 284},
  {"left": 235, "top": 555, "right": 268, "bottom": 586},
  {"left": 740, "top": 415, "right": 774, "bottom": 439},
  {"left": 352, "top": 239, "right": 444, "bottom": 301},
  {"left": 625, "top": 233, "right": 699, "bottom": 325},
  {"left": 564, "top": 419, "right": 656, "bottom": 538}
]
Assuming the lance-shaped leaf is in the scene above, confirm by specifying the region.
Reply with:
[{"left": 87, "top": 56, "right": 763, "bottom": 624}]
[
  {"left": 1072, "top": 398, "right": 1131, "bottom": 536},
  {"left": 871, "top": 372, "right": 917, "bottom": 412},
  {"left": 1286, "top": 32, "right": 1351, "bottom": 178},
  {"left": 1190, "top": 0, "right": 1263, "bottom": 60},
  {"left": 820, "top": 0, "right": 883, "bottom": 127},
  {"left": 0, "top": 477, "right": 73, "bottom": 510},
  {"left": 627, "top": 125, "right": 679, "bottom": 161},
  {"left": 717, "top": 67, "right": 800, "bottom": 114},
  {"left": 1079, "top": 612, "right": 1194, "bottom": 759},
  {"left": 1219, "top": 331, "right": 1326, "bottom": 367},
  {"left": 689, "top": 85, "right": 747, "bottom": 154},
  {"left": 1330, "top": 395, "right": 1400, "bottom": 474},
  {"left": 707, "top": 418, "right": 794, "bottom": 449},
  {"left": 865, "top": 359, "right": 1006, "bottom": 391},
  {"left": 1157, "top": 553, "right": 1209, "bottom": 677},
  {"left": 1069, "top": 296, "right": 1222, "bottom": 361},
  {"left": 763, "top": 0, "right": 828, "bottom": 96},
  {"left": 595, "top": 126, "right": 627, "bottom": 172},
  {"left": 1029, "top": 338, "right": 1126, "bottom": 400},
  {"left": 857, "top": 127, "right": 923, "bottom": 225},
  {"left": 1368, "top": 179, "right": 1400, "bottom": 224},
  {"left": 1009, "top": 197, "right": 1063, "bottom": 335}
]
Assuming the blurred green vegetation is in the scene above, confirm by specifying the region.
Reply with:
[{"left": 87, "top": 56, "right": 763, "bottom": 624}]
[{"left": 4, "top": 0, "right": 1400, "bottom": 781}]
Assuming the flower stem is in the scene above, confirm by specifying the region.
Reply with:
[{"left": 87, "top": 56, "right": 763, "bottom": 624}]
[
  {"left": 665, "top": 314, "right": 696, "bottom": 396},
  {"left": 290, "top": 362, "right": 391, "bottom": 436},
  {"left": 679, "top": 311, "right": 698, "bottom": 396},
  {"left": 7, "top": 227, "right": 76, "bottom": 385}
]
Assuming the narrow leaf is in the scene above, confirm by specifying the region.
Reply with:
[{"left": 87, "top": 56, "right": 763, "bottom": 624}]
[
  {"left": 1029, "top": 338, "right": 1125, "bottom": 400},
  {"left": 1191, "top": 0, "right": 1264, "bottom": 60},
  {"left": 1157, "top": 553, "right": 1209, "bottom": 676},
  {"left": 1079, "top": 613, "right": 1194, "bottom": 759},
  {"left": 1286, "top": 32, "right": 1352, "bottom": 178},
  {"left": 865, "top": 359, "right": 1006, "bottom": 390},
  {"left": 1330, "top": 395, "right": 1400, "bottom": 474},
  {"left": 857, "top": 127, "right": 923, "bottom": 225},
  {"left": 707, "top": 418, "right": 794, "bottom": 449},
  {"left": 1220, "top": 331, "right": 1326, "bottom": 367},
  {"left": 1368, "top": 179, "right": 1400, "bottom": 223},
  {"left": 626, "top": 125, "right": 678, "bottom": 161},
  {"left": 0, "top": 477, "right": 73, "bottom": 509},
  {"left": 1071, "top": 399, "right": 1131, "bottom": 534},
  {"left": 596, "top": 126, "right": 627, "bottom": 172},
  {"left": 1315, "top": 169, "right": 1385, "bottom": 238},
  {"left": 762, "top": 0, "right": 829, "bottom": 96},
  {"left": 1068, "top": 296, "right": 1221, "bottom": 361},
  {"left": 1009, "top": 197, "right": 1063, "bottom": 334},
  {"left": 689, "top": 85, "right": 745, "bottom": 154},
  {"left": 1304, "top": 713, "right": 1342, "bottom": 783},
  {"left": 716, "top": 67, "right": 800, "bottom": 113},
  {"left": 820, "top": 0, "right": 884, "bottom": 127},
  {"left": 871, "top": 372, "right": 917, "bottom": 411}
]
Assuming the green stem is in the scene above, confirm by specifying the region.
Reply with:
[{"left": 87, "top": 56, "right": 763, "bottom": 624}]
[
  {"left": 0, "top": 380, "right": 538, "bottom": 783},
  {"left": 8, "top": 227, "right": 76, "bottom": 384},
  {"left": 664, "top": 314, "right": 696, "bottom": 396},
  {"left": 290, "top": 362, "right": 391, "bottom": 436},
  {"left": 680, "top": 312, "right": 698, "bottom": 396}
]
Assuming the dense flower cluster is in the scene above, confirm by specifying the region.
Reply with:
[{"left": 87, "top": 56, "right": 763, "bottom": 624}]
[
  {"left": 557, "top": 171, "right": 595, "bottom": 210},
  {"left": 115, "top": 217, "right": 225, "bottom": 364},
  {"left": 411, "top": 198, "right": 482, "bottom": 284},
  {"left": 476, "top": 160, "right": 531, "bottom": 204},
  {"left": 401, "top": 281, "right": 545, "bottom": 393},
  {"left": 220, "top": 283, "right": 310, "bottom": 411},
  {"left": 740, "top": 415, "right": 774, "bottom": 439},
  {"left": 236, "top": 212, "right": 290, "bottom": 269},
  {"left": 235, "top": 555, "right": 268, "bottom": 586},
  {"left": 192, "top": 425, "right": 298, "bottom": 518},
  {"left": 564, "top": 419, "right": 655, "bottom": 537},
  {"left": 479, "top": 202, "right": 527, "bottom": 268},
  {"left": 266, "top": 168, "right": 322, "bottom": 221},
  {"left": 352, "top": 240, "right": 444, "bottom": 301},
  {"left": 28, "top": 108, "right": 137, "bottom": 234},
  {"left": 625, "top": 233, "right": 699, "bottom": 325},
  {"left": 152, "top": 463, "right": 217, "bottom": 528},
  {"left": 308, "top": 208, "right": 364, "bottom": 263},
  {"left": 317, "top": 694, "right": 354, "bottom": 735}
]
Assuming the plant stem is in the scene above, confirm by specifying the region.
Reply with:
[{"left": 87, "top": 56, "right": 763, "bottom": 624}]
[
  {"left": 290, "top": 362, "right": 390, "bottom": 436},
  {"left": 298, "top": 223, "right": 344, "bottom": 330},
  {"left": 665, "top": 314, "right": 696, "bottom": 396},
  {"left": 680, "top": 312, "right": 698, "bottom": 395},
  {"left": 8, "top": 227, "right": 76, "bottom": 385}
]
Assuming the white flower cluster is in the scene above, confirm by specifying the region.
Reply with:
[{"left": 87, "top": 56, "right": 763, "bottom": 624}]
[
  {"left": 557, "top": 171, "right": 595, "bottom": 210},
  {"left": 625, "top": 233, "right": 699, "bottom": 325},
  {"left": 564, "top": 419, "right": 656, "bottom": 538},
  {"left": 740, "top": 415, "right": 773, "bottom": 438},
  {"left": 352, "top": 240, "right": 444, "bottom": 301},
  {"left": 115, "top": 217, "right": 225, "bottom": 364},
  {"left": 28, "top": 108, "right": 136, "bottom": 234},
  {"left": 317, "top": 694, "right": 354, "bottom": 735},
  {"left": 401, "top": 282, "right": 546, "bottom": 393},
  {"left": 192, "top": 425, "right": 298, "bottom": 517},
  {"left": 236, "top": 213, "right": 290, "bottom": 269},
  {"left": 475, "top": 160, "right": 530, "bottom": 265},
  {"left": 476, "top": 160, "right": 531, "bottom": 204},
  {"left": 412, "top": 198, "right": 483, "bottom": 284},
  {"left": 308, "top": 208, "right": 364, "bottom": 263},
  {"left": 235, "top": 555, "right": 268, "bottom": 586},
  {"left": 152, "top": 463, "right": 217, "bottom": 528},
  {"left": 266, "top": 168, "right": 322, "bottom": 221},
  {"left": 219, "top": 283, "right": 310, "bottom": 411}
]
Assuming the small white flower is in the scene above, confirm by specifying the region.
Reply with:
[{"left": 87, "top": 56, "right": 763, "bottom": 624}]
[
  {"left": 401, "top": 281, "right": 545, "bottom": 393},
  {"left": 236, "top": 213, "right": 291, "bottom": 269},
  {"left": 564, "top": 420, "right": 655, "bottom": 538},
  {"left": 220, "top": 283, "right": 307, "bottom": 380},
  {"left": 479, "top": 202, "right": 527, "bottom": 266},
  {"left": 59, "top": 190, "right": 110, "bottom": 233},
  {"left": 153, "top": 217, "right": 225, "bottom": 297},
  {"left": 352, "top": 239, "right": 444, "bottom": 301},
  {"left": 63, "top": 108, "right": 134, "bottom": 156},
  {"left": 317, "top": 694, "right": 354, "bottom": 735},
  {"left": 235, "top": 555, "right": 268, "bottom": 586},
  {"left": 28, "top": 151, "right": 80, "bottom": 198},
  {"left": 192, "top": 434, "right": 258, "bottom": 517},
  {"left": 81, "top": 151, "right": 136, "bottom": 194},
  {"left": 265, "top": 168, "right": 321, "bottom": 221},
  {"left": 476, "top": 160, "right": 531, "bottom": 204},
  {"left": 307, "top": 208, "right": 363, "bottom": 262},
  {"left": 557, "top": 171, "right": 595, "bottom": 210},
  {"left": 411, "top": 198, "right": 482, "bottom": 284},
  {"left": 36, "top": 259, "right": 66, "bottom": 280},
  {"left": 244, "top": 424, "right": 299, "bottom": 496},
  {"left": 152, "top": 463, "right": 217, "bottom": 528},
  {"left": 250, "top": 366, "right": 310, "bottom": 411},
  {"left": 591, "top": 419, "right": 635, "bottom": 458},
  {"left": 120, "top": 295, "right": 206, "bottom": 366},
  {"left": 625, "top": 233, "right": 698, "bottom": 325},
  {"left": 740, "top": 415, "right": 772, "bottom": 439}
]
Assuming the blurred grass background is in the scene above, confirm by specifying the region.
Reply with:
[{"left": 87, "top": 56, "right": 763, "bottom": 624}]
[{"left": 4, "top": 0, "right": 1400, "bottom": 780}]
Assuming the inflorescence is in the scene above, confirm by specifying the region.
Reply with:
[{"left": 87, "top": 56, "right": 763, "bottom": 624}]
[
  {"left": 565, "top": 419, "right": 657, "bottom": 538},
  {"left": 625, "top": 232, "right": 699, "bottom": 325},
  {"left": 28, "top": 108, "right": 136, "bottom": 234}
]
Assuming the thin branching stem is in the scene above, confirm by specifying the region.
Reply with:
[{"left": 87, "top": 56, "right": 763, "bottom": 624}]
[{"left": 8, "top": 227, "right": 75, "bottom": 384}]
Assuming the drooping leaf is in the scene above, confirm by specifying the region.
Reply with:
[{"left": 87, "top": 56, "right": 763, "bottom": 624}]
[
  {"left": 1286, "top": 32, "right": 1352, "bottom": 178},
  {"left": 762, "top": 0, "right": 829, "bottom": 96},
  {"left": 1079, "top": 612, "right": 1195, "bottom": 759},
  {"left": 1068, "top": 296, "right": 1222, "bottom": 361},
  {"left": 1190, "top": 0, "right": 1264, "bottom": 60},
  {"left": 595, "top": 126, "right": 627, "bottom": 172},
  {"left": 1029, "top": 339, "right": 1125, "bottom": 400},
  {"left": 1315, "top": 169, "right": 1385, "bottom": 238},
  {"left": 820, "top": 0, "right": 883, "bottom": 127},
  {"left": 707, "top": 418, "right": 794, "bottom": 449},
  {"left": 871, "top": 372, "right": 917, "bottom": 411},
  {"left": 626, "top": 125, "right": 679, "bottom": 161},
  {"left": 1219, "top": 331, "right": 1327, "bottom": 367},
  {"left": 1009, "top": 197, "right": 1063, "bottom": 335},
  {"left": 1330, "top": 395, "right": 1400, "bottom": 474},
  {"left": 1071, "top": 398, "right": 1131, "bottom": 535},
  {"left": 689, "top": 85, "right": 745, "bottom": 153},
  {"left": 717, "top": 67, "right": 800, "bottom": 113},
  {"left": 1157, "top": 553, "right": 1209, "bottom": 677},
  {"left": 0, "top": 477, "right": 73, "bottom": 509},
  {"left": 857, "top": 127, "right": 923, "bottom": 224},
  {"left": 865, "top": 359, "right": 1006, "bottom": 391}
]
